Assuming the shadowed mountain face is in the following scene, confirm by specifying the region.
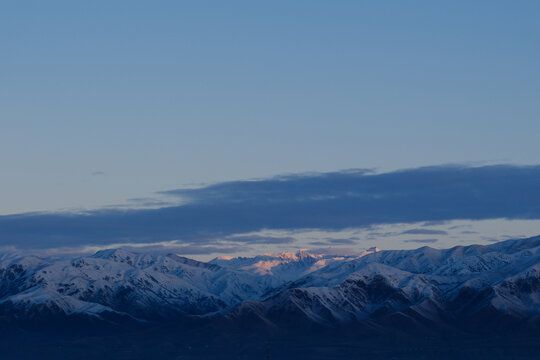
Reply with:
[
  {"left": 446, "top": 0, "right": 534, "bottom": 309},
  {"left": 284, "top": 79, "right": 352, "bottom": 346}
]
[{"left": 1, "top": 236, "right": 540, "bottom": 359}]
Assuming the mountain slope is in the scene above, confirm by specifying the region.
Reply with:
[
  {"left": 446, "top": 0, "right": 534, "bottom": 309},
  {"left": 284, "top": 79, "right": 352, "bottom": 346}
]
[
  {"left": 0, "top": 236, "right": 539, "bottom": 332},
  {"left": 225, "top": 236, "right": 540, "bottom": 332}
]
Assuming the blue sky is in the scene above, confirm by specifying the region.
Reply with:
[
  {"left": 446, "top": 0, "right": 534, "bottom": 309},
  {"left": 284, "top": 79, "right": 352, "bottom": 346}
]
[{"left": 1, "top": 2, "right": 539, "bottom": 257}]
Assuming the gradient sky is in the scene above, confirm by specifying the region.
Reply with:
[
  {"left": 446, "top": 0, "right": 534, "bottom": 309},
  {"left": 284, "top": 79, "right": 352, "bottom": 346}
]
[
  {"left": 1, "top": 2, "right": 539, "bottom": 258},
  {"left": 1, "top": 1, "right": 539, "bottom": 215}
]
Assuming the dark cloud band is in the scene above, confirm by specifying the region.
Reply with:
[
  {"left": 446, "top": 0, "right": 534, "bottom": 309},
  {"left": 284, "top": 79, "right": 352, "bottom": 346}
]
[{"left": 1, "top": 164, "right": 539, "bottom": 248}]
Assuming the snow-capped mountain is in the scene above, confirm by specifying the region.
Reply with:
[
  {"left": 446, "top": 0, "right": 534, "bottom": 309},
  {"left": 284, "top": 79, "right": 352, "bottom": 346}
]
[
  {"left": 210, "top": 248, "right": 377, "bottom": 285},
  {"left": 0, "top": 236, "right": 539, "bottom": 332},
  {"left": 0, "top": 249, "right": 268, "bottom": 321},
  {"left": 227, "top": 236, "right": 540, "bottom": 330}
]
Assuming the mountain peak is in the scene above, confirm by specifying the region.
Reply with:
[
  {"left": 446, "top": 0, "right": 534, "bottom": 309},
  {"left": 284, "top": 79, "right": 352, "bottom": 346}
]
[{"left": 92, "top": 248, "right": 137, "bottom": 261}]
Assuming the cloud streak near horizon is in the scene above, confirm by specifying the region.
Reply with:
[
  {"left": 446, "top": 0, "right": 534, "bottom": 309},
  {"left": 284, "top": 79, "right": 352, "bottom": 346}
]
[{"left": 1, "top": 164, "right": 540, "bottom": 249}]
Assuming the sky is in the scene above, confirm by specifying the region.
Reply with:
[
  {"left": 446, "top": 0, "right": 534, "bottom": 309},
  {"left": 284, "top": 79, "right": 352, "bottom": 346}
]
[{"left": 1, "top": 1, "right": 539, "bottom": 259}]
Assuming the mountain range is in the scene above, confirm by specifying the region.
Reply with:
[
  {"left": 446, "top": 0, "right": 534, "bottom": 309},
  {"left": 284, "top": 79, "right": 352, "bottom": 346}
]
[{"left": 1, "top": 236, "right": 539, "bottom": 359}]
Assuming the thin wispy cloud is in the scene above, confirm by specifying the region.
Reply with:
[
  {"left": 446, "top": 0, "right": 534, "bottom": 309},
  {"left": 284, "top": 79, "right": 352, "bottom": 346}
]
[
  {"left": 162, "top": 245, "right": 247, "bottom": 255},
  {"left": 308, "top": 238, "right": 357, "bottom": 246},
  {"left": 403, "top": 238, "right": 439, "bottom": 244},
  {"left": 401, "top": 228, "right": 448, "bottom": 235},
  {"left": 421, "top": 221, "right": 448, "bottom": 226},
  {"left": 326, "top": 238, "right": 357, "bottom": 245},
  {"left": 224, "top": 235, "right": 296, "bottom": 244}
]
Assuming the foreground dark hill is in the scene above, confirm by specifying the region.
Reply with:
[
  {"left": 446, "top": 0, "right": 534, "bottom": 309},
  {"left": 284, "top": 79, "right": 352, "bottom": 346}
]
[{"left": 0, "top": 236, "right": 539, "bottom": 359}]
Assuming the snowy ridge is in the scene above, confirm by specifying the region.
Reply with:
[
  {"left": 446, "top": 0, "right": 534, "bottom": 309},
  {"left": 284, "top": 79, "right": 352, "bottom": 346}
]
[
  {"left": 210, "top": 248, "right": 377, "bottom": 284},
  {"left": 0, "top": 249, "right": 267, "bottom": 320},
  {"left": 0, "top": 236, "right": 539, "bottom": 329},
  {"left": 227, "top": 236, "right": 540, "bottom": 327}
]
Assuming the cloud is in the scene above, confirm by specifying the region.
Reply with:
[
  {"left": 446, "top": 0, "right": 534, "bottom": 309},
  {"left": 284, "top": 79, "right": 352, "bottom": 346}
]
[
  {"left": 367, "top": 231, "right": 397, "bottom": 238},
  {"left": 449, "top": 224, "right": 472, "bottom": 230},
  {"left": 163, "top": 245, "right": 247, "bottom": 255},
  {"left": 308, "top": 241, "right": 328, "bottom": 246},
  {"left": 1, "top": 164, "right": 540, "bottom": 248},
  {"left": 128, "top": 197, "right": 171, "bottom": 205},
  {"left": 224, "top": 235, "right": 296, "bottom": 244},
  {"left": 421, "top": 221, "right": 448, "bottom": 226},
  {"left": 91, "top": 171, "right": 106, "bottom": 176},
  {"left": 125, "top": 197, "right": 177, "bottom": 208},
  {"left": 308, "top": 238, "right": 357, "bottom": 246},
  {"left": 403, "top": 238, "right": 439, "bottom": 243},
  {"left": 401, "top": 228, "right": 448, "bottom": 235},
  {"left": 326, "top": 238, "right": 357, "bottom": 245},
  {"left": 0, "top": 240, "right": 248, "bottom": 258}
]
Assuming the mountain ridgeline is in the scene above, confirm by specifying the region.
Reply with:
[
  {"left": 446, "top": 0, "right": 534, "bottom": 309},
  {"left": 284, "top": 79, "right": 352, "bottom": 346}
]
[{"left": 1, "top": 237, "right": 539, "bottom": 359}]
